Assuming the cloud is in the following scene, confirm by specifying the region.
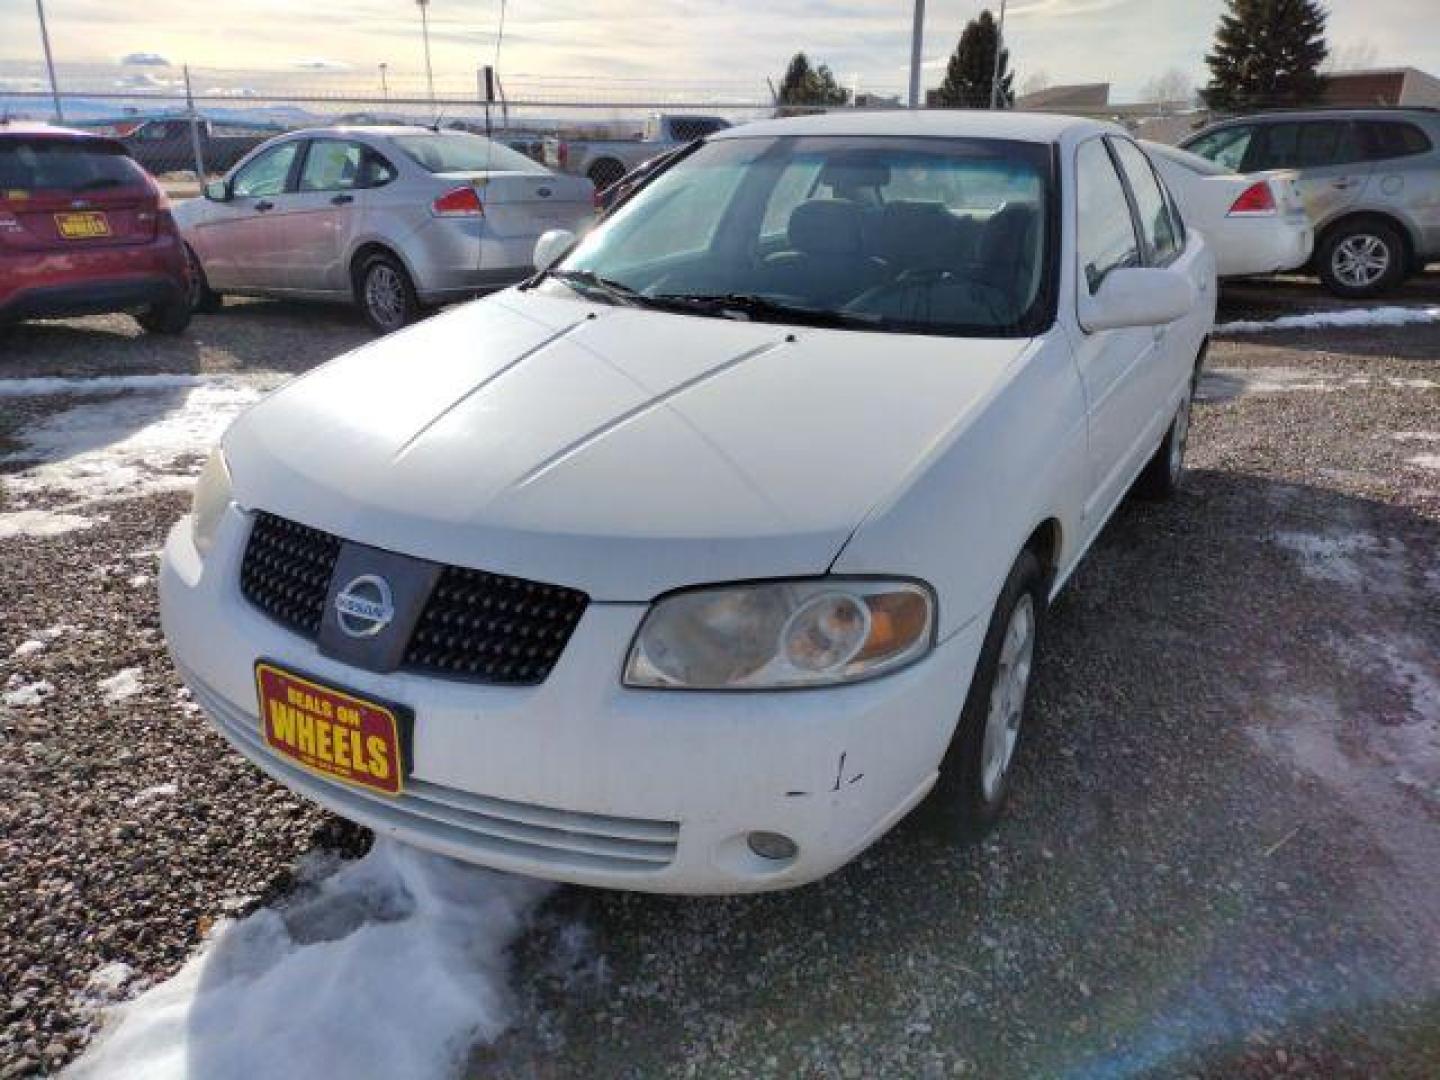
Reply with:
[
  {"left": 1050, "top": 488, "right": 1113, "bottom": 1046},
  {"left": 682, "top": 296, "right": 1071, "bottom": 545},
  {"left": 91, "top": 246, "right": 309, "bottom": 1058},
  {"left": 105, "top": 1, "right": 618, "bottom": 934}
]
[
  {"left": 293, "top": 58, "right": 352, "bottom": 71},
  {"left": 121, "top": 52, "right": 171, "bottom": 66}
]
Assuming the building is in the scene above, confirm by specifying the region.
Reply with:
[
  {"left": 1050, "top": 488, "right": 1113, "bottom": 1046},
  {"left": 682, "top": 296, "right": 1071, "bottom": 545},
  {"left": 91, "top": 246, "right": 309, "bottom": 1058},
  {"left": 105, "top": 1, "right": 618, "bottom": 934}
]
[
  {"left": 1015, "top": 83, "right": 1110, "bottom": 110},
  {"left": 1320, "top": 67, "right": 1440, "bottom": 107}
]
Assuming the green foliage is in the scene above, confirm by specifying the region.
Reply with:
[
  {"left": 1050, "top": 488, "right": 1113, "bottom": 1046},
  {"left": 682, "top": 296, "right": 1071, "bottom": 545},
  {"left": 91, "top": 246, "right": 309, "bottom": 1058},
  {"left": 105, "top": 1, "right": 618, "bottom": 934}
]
[
  {"left": 1203, "top": 0, "right": 1330, "bottom": 111},
  {"left": 776, "top": 52, "right": 851, "bottom": 107},
  {"left": 934, "top": 10, "right": 1014, "bottom": 109}
]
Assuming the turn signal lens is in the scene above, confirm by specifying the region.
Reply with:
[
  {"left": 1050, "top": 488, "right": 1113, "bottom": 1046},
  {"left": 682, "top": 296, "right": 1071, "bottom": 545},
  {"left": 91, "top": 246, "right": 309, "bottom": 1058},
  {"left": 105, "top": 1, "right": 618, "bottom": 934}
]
[
  {"left": 624, "top": 579, "right": 935, "bottom": 689},
  {"left": 1227, "top": 181, "right": 1276, "bottom": 216},
  {"left": 431, "top": 186, "right": 484, "bottom": 217},
  {"left": 190, "top": 448, "right": 232, "bottom": 559}
]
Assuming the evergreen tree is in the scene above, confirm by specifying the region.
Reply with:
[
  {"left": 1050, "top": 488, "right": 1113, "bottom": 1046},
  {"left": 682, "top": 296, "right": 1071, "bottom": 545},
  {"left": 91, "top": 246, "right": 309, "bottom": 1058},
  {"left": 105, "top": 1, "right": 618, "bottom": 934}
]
[
  {"left": 776, "top": 52, "right": 851, "bottom": 107},
  {"left": 1203, "top": 0, "right": 1329, "bottom": 112},
  {"left": 934, "top": 10, "right": 1014, "bottom": 109}
]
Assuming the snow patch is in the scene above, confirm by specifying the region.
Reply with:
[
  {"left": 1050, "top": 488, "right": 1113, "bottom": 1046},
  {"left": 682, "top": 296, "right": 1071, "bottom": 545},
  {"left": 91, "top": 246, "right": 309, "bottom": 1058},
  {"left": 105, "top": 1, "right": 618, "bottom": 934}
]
[
  {"left": 125, "top": 782, "right": 179, "bottom": 807},
  {"left": 99, "top": 667, "right": 144, "bottom": 704},
  {"left": 76, "top": 963, "right": 139, "bottom": 1017},
  {"left": 0, "top": 374, "right": 218, "bottom": 399},
  {"left": 1272, "top": 529, "right": 1409, "bottom": 591},
  {"left": 0, "top": 509, "right": 98, "bottom": 539},
  {"left": 2, "top": 378, "right": 274, "bottom": 507},
  {"left": 1217, "top": 305, "right": 1440, "bottom": 334},
  {"left": 1408, "top": 453, "right": 1440, "bottom": 471},
  {"left": 1391, "top": 432, "right": 1440, "bottom": 443},
  {"left": 1215, "top": 367, "right": 1440, "bottom": 395},
  {"left": 3, "top": 676, "right": 55, "bottom": 707},
  {"left": 11, "top": 639, "right": 45, "bottom": 659},
  {"left": 69, "top": 839, "right": 551, "bottom": 1080}
]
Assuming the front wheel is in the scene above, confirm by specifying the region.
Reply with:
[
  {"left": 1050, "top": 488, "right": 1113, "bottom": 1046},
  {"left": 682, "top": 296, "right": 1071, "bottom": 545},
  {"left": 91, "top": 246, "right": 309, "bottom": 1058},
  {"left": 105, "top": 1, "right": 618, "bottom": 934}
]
[
  {"left": 1317, "top": 220, "right": 1406, "bottom": 298},
  {"left": 927, "top": 549, "right": 1046, "bottom": 838},
  {"left": 357, "top": 253, "right": 421, "bottom": 334}
]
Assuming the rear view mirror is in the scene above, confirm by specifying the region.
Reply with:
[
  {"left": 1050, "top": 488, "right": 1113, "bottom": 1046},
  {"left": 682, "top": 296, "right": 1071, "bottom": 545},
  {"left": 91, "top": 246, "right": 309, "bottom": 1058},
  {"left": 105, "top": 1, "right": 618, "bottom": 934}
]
[
  {"left": 533, "top": 229, "right": 576, "bottom": 274},
  {"left": 203, "top": 179, "right": 231, "bottom": 202},
  {"left": 1079, "top": 266, "right": 1196, "bottom": 332}
]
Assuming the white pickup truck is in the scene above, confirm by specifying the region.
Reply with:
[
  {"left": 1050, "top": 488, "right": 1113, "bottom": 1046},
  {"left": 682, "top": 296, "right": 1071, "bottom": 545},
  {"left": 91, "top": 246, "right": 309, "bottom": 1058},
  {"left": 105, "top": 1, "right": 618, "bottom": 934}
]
[{"left": 543, "top": 112, "right": 730, "bottom": 190}]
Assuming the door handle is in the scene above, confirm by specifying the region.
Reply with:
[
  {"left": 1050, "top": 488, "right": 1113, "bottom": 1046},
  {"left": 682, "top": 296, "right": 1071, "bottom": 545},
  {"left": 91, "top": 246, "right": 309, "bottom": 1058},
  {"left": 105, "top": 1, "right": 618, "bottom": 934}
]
[
  {"left": 254, "top": 200, "right": 275, "bottom": 212},
  {"left": 330, "top": 194, "right": 354, "bottom": 206},
  {"left": 1331, "top": 179, "right": 1355, "bottom": 190}
]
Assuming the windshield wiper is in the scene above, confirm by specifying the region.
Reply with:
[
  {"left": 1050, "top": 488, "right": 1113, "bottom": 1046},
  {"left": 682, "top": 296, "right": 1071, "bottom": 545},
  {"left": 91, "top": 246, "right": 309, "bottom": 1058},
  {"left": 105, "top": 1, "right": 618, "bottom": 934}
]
[
  {"left": 74, "top": 177, "right": 124, "bottom": 192},
  {"left": 647, "top": 292, "right": 880, "bottom": 329},
  {"left": 542, "top": 269, "right": 642, "bottom": 307}
]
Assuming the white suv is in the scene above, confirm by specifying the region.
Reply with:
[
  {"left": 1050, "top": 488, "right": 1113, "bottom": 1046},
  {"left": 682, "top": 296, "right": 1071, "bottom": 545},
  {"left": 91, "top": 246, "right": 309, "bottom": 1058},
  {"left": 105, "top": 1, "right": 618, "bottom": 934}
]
[{"left": 161, "top": 111, "right": 1215, "bottom": 894}]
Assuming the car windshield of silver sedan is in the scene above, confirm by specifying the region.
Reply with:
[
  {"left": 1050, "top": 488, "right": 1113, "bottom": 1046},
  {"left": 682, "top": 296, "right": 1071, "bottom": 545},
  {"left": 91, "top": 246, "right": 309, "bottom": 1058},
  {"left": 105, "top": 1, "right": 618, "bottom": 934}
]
[{"left": 542, "top": 135, "right": 1054, "bottom": 337}]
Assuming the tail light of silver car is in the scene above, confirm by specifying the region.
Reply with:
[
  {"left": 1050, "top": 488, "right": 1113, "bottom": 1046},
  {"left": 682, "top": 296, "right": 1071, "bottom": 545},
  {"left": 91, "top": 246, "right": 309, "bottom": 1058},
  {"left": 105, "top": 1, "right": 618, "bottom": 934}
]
[
  {"left": 431, "top": 186, "right": 485, "bottom": 217},
  {"left": 1227, "top": 181, "right": 1277, "bottom": 217}
]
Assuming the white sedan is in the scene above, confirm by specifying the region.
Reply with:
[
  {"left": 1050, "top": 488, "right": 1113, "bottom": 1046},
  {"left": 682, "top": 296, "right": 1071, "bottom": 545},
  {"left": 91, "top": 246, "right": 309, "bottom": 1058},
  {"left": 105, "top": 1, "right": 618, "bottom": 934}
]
[
  {"left": 161, "top": 111, "right": 1215, "bottom": 894},
  {"left": 1143, "top": 139, "right": 1312, "bottom": 278}
]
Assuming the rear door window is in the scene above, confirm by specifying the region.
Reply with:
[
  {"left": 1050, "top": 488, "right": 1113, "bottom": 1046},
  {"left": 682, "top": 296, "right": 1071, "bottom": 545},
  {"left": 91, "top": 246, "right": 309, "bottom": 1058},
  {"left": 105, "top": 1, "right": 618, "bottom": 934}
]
[
  {"left": 1251, "top": 121, "right": 1363, "bottom": 169},
  {"left": 0, "top": 139, "right": 145, "bottom": 193},
  {"left": 1358, "top": 121, "right": 1433, "bottom": 162},
  {"left": 298, "top": 140, "right": 394, "bottom": 191}
]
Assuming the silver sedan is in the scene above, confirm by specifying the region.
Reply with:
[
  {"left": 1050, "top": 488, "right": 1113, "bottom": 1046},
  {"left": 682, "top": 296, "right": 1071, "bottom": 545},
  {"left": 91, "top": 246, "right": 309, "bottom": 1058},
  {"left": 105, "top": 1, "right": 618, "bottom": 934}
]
[{"left": 174, "top": 125, "right": 594, "bottom": 332}]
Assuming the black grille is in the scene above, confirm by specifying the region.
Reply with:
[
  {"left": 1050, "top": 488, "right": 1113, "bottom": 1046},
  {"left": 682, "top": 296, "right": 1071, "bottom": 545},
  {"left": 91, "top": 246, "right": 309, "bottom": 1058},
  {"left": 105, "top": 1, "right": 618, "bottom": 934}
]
[
  {"left": 238, "top": 512, "right": 588, "bottom": 685},
  {"left": 239, "top": 512, "right": 341, "bottom": 637},
  {"left": 402, "top": 565, "right": 588, "bottom": 685}
]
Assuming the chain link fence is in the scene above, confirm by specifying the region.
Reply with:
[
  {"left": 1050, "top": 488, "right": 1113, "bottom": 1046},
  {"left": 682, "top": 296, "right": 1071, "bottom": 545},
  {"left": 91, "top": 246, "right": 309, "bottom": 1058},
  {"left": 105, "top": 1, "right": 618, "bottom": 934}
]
[{"left": 1, "top": 60, "right": 1213, "bottom": 188}]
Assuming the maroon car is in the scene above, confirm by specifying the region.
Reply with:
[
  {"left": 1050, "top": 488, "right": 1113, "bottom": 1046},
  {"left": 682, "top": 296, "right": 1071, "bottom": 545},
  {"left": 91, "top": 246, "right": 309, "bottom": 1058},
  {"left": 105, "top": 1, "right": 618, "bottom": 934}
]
[{"left": 0, "top": 122, "right": 191, "bottom": 334}]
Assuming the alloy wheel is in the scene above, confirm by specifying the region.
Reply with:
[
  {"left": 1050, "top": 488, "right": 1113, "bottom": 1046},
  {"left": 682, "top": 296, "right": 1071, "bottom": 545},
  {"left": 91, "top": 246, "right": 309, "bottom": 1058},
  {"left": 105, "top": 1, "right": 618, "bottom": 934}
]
[
  {"left": 980, "top": 593, "right": 1036, "bottom": 802},
  {"left": 1331, "top": 234, "right": 1391, "bottom": 289},
  {"left": 1168, "top": 393, "right": 1192, "bottom": 483},
  {"left": 365, "top": 264, "right": 408, "bottom": 331}
]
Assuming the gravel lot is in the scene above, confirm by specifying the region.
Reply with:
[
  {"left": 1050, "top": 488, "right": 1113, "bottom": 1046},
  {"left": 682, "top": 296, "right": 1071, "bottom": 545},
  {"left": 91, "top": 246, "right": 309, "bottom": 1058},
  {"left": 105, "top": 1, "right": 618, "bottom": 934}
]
[{"left": 2, "top": 276, "right": 1438, "bottom": 1078}]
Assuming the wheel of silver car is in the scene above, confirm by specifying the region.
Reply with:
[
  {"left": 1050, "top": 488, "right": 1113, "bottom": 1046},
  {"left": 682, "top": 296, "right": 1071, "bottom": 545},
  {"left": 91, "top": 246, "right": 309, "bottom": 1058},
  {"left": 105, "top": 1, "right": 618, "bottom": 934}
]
[
  {"left": 1318, "top": 220, "right": 1405, "bottom": 299},
  {"left": 1332, "top": 234, "right": 1390, "bottom": 290},
  {"left": 184, "top": 244, "right": 221, "bottom": 313},
  {"left": 979, "top": 592, "right": 1036, "bottom": 803},
  {"left": 357, "top": 253, "right": 420, "bottom": 334}
]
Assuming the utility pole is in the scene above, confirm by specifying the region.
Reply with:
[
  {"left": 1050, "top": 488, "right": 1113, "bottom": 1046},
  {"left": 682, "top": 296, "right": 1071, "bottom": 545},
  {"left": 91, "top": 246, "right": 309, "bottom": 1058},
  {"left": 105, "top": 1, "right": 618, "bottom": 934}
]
[
  {"left": 988, "top": 0, "right": 1009, "bottom": 110},
  {"left": 35, "top": 0, "right": 64, "bottom": 122},
  {"left": 379, "top": 61, "right": 389, "bottom": 102},
  {"left": 416, "top": 0, "right": 435, "bottom": 108},
  {"left": 907, "top": 0, "right": 925, "bottom": 109}
]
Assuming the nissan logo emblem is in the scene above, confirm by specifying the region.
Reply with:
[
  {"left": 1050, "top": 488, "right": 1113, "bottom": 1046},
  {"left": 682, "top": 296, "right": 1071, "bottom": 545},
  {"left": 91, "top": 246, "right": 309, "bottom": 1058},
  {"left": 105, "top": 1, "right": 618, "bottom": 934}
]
[
  {"left": 537, "top": 186, "right": 552, "bottom": 198},
  {"left": 334, "top": 575, "right": 395, "bottom": 638}
]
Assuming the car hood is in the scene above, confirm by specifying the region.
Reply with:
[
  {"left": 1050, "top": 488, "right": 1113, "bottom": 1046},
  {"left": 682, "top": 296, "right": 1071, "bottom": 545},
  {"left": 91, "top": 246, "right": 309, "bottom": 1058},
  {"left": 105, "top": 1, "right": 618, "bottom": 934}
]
[{"left": 226, "top": 291, "right": 1033, "bottom": 600}]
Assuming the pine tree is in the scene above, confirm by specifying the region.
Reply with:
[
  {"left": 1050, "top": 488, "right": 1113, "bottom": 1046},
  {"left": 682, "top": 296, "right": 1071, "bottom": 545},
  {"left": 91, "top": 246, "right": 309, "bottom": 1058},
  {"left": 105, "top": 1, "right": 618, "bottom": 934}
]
[
  {"left": 934, "top": 10, "right": 1014, "bottom": 109},
  {"left": 776, "top": 52, "right": 851, "bottom": 107},
  {"left": 1203, "top": 0, "right": 1329, "bottom": 112}
]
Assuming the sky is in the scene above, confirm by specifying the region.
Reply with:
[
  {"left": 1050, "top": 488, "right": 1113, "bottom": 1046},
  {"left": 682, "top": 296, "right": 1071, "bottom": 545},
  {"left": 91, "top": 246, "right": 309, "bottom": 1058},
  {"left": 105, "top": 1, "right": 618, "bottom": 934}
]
[{"left": 4, "top": 0, "right": 1439, "bottom": 102}]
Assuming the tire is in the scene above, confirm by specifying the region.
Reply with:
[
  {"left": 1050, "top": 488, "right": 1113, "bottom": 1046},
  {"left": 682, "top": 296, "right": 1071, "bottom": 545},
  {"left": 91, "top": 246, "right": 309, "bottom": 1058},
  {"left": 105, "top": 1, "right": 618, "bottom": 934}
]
[
  {"left": 927, "top": 548, "right": 1047, "bottom": 839},
  {"left": 184, "top": 244, "right": 222, "bottom": 313},
  {"left": 356, "top": 252, "right": 421, "bottom": 334},
  {"left": 135, "top": 293, "right": 192, "bottom": 335},
  {"left": 587, "top": 158, "right": 627, "bottom": 192},
  {"left": 1133, "top": 380, "right": 1194, "bottom": 501},
  {"left": 1317, "top": 219, "right": 1407, "bottom": 299}
]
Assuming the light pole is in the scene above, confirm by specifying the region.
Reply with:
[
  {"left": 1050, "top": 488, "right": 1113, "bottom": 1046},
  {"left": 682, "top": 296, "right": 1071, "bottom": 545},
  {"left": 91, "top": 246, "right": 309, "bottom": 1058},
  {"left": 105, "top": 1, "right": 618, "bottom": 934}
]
[
  {"left": 988, "top": 0, "right": 1009, "bottom": 110},
  {"left": 416, "top": 0, "right": 435, "bottom": 108},
  {"left": 35, "top": 0, "right": 64, "bottom": 122},
  {"left": 907, "top": 0, "right": 925, "bottom": 109},
  {"left": 379, "top": 61, "right": 389, "bottom": 102}
]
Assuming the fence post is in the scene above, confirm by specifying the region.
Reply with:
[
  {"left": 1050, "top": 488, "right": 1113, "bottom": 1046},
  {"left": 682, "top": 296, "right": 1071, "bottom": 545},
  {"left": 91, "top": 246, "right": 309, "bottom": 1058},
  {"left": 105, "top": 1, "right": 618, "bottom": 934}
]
[
  {"left": 184, "top": 65, "right": 207, "bottom": 181},
  {"left": 35, "top": 0, "right": 64, "bottom": 122}
]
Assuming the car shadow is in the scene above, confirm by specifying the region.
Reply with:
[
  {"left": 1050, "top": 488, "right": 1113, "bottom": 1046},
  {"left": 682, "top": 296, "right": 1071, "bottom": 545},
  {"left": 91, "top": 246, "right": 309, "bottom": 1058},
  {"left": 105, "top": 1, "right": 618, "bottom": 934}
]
[{"left": 463, "top": 468, "right": 1440, "bottom": 1077}]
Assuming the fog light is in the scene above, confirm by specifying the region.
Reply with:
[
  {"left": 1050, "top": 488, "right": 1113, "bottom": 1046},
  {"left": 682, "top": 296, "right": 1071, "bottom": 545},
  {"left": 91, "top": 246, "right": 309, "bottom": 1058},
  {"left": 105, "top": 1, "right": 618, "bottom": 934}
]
[{"left": 746, "top": 831, "right": 798, "bottom": 861}]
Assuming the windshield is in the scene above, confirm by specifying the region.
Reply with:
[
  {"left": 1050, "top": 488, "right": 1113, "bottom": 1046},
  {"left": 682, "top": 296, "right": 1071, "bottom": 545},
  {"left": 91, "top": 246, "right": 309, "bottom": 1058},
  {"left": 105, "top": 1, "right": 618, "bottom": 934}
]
[
  {"left": 391, "top": 131, "right": 547, "bottom": 175},
  {"left": 549, "top": 135, "right": 1055, "bottom": 337}
]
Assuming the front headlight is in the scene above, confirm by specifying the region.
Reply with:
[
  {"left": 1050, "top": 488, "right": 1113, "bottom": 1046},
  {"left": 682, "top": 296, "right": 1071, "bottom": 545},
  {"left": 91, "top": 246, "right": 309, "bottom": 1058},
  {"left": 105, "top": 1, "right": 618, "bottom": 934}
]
[
  {"left": 190, "top": 447, "right": 232, "bottom": 559},
  {"left": 624, "top": 579, "right": 935, "bottom": 689}
]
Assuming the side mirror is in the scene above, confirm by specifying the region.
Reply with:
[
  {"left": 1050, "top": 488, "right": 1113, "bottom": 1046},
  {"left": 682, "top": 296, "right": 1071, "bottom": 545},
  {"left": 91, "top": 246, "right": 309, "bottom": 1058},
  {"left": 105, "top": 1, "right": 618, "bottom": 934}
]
[
  {"left": 1079, "top": 266, "right": 1196, "bottom": 332},
  {"left": 532, "top": 228, "right": 576, "bottom": 274},
  {"left": 203, "top": 179, "right": 232, "bottom": 203}
]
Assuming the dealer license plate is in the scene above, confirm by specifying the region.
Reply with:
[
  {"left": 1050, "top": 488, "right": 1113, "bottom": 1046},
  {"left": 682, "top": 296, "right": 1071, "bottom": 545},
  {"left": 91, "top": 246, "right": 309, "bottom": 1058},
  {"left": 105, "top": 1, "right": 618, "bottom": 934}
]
[
  {"left": 254, "top": 662, "right": 406, "bottom": 796},
  {"left": 55, "top": 211, "right": 111, "bottom": 239}
]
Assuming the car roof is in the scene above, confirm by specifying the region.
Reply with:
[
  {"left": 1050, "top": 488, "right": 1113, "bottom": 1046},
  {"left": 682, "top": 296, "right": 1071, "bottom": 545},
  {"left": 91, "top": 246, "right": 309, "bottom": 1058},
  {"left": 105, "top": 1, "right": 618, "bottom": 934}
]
[
  {"left": 0, "top": 120, "right": 110, "bottom": 140},
  {"left": 711, "top": 109, "right": 1119, "bottom": 144},
  {"left": 1194, "top": 107, "right": 1438, "bottom": 128},
  {"left": 276, "top": 125, "right": 482, "bottom": 140}
]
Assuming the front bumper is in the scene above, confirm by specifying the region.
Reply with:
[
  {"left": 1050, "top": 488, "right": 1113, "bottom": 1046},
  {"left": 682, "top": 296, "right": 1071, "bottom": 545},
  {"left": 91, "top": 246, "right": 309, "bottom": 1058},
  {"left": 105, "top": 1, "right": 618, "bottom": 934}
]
[{"left": 160, "top": 507, "right": 982, "bottom": 893}]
